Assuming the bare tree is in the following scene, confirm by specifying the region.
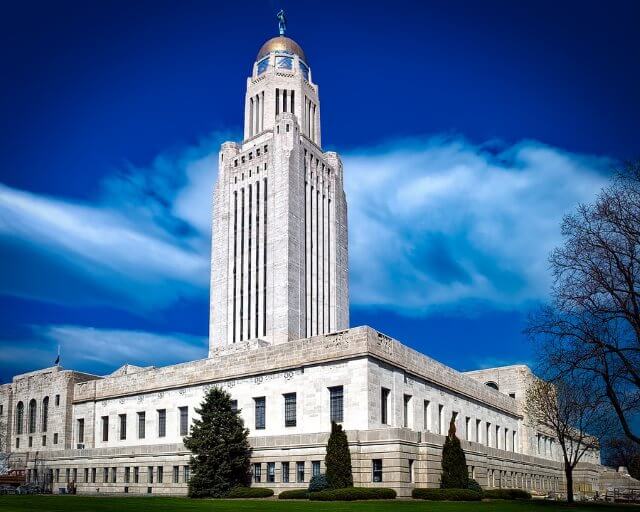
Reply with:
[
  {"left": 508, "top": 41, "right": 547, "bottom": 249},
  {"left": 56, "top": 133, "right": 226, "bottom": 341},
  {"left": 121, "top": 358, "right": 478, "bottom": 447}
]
[
  {"left": 525, "top": 374, "right": 611, "bottom": 503},
  {"left": 528, "top": 162, "right": 640, "bottom": 445},
  {"left": 604, "top": 436, "right": 640, "bottom": 479}
]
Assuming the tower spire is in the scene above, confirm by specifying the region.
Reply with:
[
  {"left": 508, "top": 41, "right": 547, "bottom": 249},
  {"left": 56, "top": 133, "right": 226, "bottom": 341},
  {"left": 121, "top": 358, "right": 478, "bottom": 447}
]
[{"left": 277, "top": 9, "right": 287, "bottom": 36}]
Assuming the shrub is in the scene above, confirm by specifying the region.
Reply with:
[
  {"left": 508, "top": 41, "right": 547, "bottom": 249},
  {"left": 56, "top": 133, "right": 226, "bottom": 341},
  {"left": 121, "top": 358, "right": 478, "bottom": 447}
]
[
  {"left": 441, "top": 418, "right": 469, "bottom": 489},
  {"left": 325, "top": 422, "right": 353, "bottom": 489},
  {"left": 278, "top": 489, "right": 309, "bottom": 499},
  {"left": 308, "top": 474, "right": 330, "bottom": 493},
  {"left": 310, "top": 487, "right": 396, "bottom": 501},
  {"left": 467, "top": 478, "right": 483, "bottom": 494},
  {"left": 483, "top": 489, "right": 531, "bottom": 500},
  {"left": 226, "top": 486, "right": 274, "bottom": 498},
  {"left": 412, "top": 488, "right": 482, "bottom": 501}
]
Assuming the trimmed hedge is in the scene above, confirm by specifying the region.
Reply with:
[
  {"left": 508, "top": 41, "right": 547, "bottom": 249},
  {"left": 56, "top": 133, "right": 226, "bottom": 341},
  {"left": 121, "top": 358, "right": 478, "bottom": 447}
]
[
  {"left": 467, "top": 479, "right": 483, "bottom": 494},
  {"left": 483, "top": 489, "right": 531, "bottom": 500},
  {"left": 226, "top": 486, "right": 274, "bottom": 498},
  {"left": 278, "top": 489, "right": 309, "bottom": 500},
  {"left": 310, "top": 487, "right": 397, "bottom": 501},
  {"left": 412, "top": 488, "right": 482, "bottom": 501},
  {"left": 308, "top": 474, "right": 330, "bottom": 492}
]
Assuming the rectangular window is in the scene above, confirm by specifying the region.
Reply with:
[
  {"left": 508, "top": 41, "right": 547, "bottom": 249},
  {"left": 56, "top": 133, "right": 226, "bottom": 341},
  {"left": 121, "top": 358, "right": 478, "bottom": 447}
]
[
  {"left": 230, "top": 400, "right": 238, "bottom": 413},
  {"left": 84, "top": 468, "right": 89, "bottom": 483},
  {"left": 134, "top": 467, "right": 139, "bottom": 483},
  {"left": 179, "top": 406, "right": 188, "bottom": 436},
  {"left": 73, "top": 468, "right": 77, "bottom": 482},
  {"left": 157, "top": 466, "right": 163, "bottom": 484},
  {"left": 42, "top": 435, "right": 46, "bottom": 446},
  {"left": 476, "top": 419, "right": 481, "bottom": 443},
  {"left": 381, "top": 388, "right": 390, "bottom": 425},
  {"left": 312, "top": 461, "right": 321, "bottom": 477},
  {"left": 409, "top": 459, "right": 414, "bottom": 483},
  {"left": 91, "top": 468, "right": 96, "bottom": 483},
  {"left": 372, "top": 459, "right": 383, "bottom": 482},
  {"left": 138, "top": 412, "right": 146, "bottom": 439},
  {"left": 125, "top": 467, "right": 130, "bottom": 483},
  {"left": 119, "top": 414, "right": 127, "bottom": 440},
  {"left": 466, "top": 417, "right": 471, "bottom": 441},
  {"left": 296, "top": 461, "right": 305, "bottom": 483},
  {"left": 253, "top": 463, "right": 261, "bottom": 483},
  {"left": 183, "top": 466, "right": 190, "bottom": 483},
  {"left": 438, "top": 405, "right": 444, "bottom": 435},
  {"left": 173, "top": 466, "right": 179, "bottom": 483},
  {"left": 267, "top": 462, "right": 275, "bottom": 483},
  {"left": 403, "top": 394, "right": 412, "bottom": 428},
  {"left": 103, "top": 467, "right": 108, "bottom": 483},
  {"left": 111, "top": 467, "right": 117, "bottom": 483},
  {"left": 496, "top": 425, "right": 500, "bottom": 449},
  {"left": 158, "top": 409, "right": 166, "bottom": 438},
  {"left": 487, "top": 423, "right": 491, "bottom": 447},
  {"left": 148, "top": 466, "right": 154, "bottom": 484},
  {"left": 55, "top": 395, "right": 60, "bottom": 406},
  {"left": 424, "top": 400, "right": 431, "bottom": 431},
  {"left": 282, "top": 462, "right": 290, "bottom": 483},
  {"left": 56, "top": 468, "right": 60, "bottom": 482},
  {"left": 53, "top": 433, "right": 58, "bottom": 444},
  {"left": 101, "top": 416, "right": 109, "bottom": 442},
  {"left": 28, "top": 436, "right": 32, "bottom": 447},
  {"left": 329, "top": 386, "right": 344, "bottom": 423},
  {"left": 284, "top": 393, "right": 297, "bottom": 427},
  {"left": 77, "top": 418, "right": 85, "bottom": 444},
  {"left": 254, "top": 397, "right": 266, "bottom": 430}
]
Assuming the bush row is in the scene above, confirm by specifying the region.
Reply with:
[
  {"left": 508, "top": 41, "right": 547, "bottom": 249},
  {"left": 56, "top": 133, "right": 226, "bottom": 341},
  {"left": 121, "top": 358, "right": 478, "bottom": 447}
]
[
  {"left": 412, "top": 488, "right": 482, "bottom": 501},
  {"left": 226, "top": 486, "right": 274, "bottom": 498},
  {"left": 310, "top": 487, "right": 397, "bottom": 501},
  {"left": 483, "top": 489, "right": 532, "bottom": 500},
  {"left": 278, "top": 489, "right": 309, "bottom": 499}
]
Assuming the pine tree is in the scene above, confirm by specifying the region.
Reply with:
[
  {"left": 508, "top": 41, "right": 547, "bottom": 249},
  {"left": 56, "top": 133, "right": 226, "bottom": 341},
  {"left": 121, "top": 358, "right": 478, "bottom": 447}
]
[
  {"left": 440, "top": 417, "right": 469, "bottom": 489},
  {"left": 183, "top": 387, "right": 252, "bottom": 498},
  {"left": 325, "top": 421, "right": 353, "bottom": 489}
]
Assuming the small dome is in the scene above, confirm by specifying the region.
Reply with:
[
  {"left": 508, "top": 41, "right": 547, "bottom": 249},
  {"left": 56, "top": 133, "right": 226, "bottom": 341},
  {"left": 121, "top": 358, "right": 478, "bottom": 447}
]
[{"left": 257, "top": 36, "right": 306, "bottom": 63}]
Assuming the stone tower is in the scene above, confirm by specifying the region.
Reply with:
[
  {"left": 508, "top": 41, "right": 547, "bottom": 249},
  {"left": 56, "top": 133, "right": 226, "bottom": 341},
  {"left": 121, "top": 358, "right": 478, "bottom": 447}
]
[{"left": 209, "top": 33, "right": 348, "bottom": 354}]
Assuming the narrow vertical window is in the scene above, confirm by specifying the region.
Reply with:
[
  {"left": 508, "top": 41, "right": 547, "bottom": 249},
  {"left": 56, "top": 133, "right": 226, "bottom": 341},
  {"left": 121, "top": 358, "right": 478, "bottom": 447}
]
[
  {"left": 249, "top": 97, "right": 254, "bottom": 137},
  {"left": 438, "top": 405, "right": 444, "bottom": 435},
  {"left": 42, "top": 397, "right": 49, "bottom": 432},
  {"left": 138, "top": 411, "right": 146, "bottom": 439},
  {"left": 275, "top": 88, "right": 279, "bottom": 116},
  {"left": 233, "top": 191, "right": 238, "bottom": 342},
  {"left": 291, "top": 90, "right": 295, "bottom": 113},
  {"left": 476, "top": 419, "right": 481, "bottom": 443},
  {"left": 119, "top": 414, "right": 127, "bottom": 440},
  {"left": 183, "top": 466, "right": 190, "bottom": 483},
  {"left": 423, "top": 400, "right": 431, "bottom": 431},
  {"left": 372, "top": 459, "right": 383, "bottom": 482},
  {"left": 157, "top": 466, "right": 163, "bottom": 484},
  {"left": 296, "top": 461, "right": 305, "bottom": 483},
  {"left": 466, "top": 417, "right": 471, "bottom": 441},
  {"left": 28, "top": 399, "right": 36, "bottom": 434},
  {"left": 263, "top": 178, "right": 268, "bottom": 336},
  {"left": 403, "top": 394, "right": 411, "bottom": 428},
  {"left": 254, "top": 397, "right": 265, "bottom": 430},
  {"left": 240, "top": 188, "right": 245, "bottom": 341},
  {"left": 101, "top": 415, "right": 109, "bottom": 442},
  {"left": 283, "top": 89, "right": 287, "bottom": 112},
  {"left": 312, "top": 461, "right": 321, "bottom": 477},
  {"left": 284, "top": 393, "right": 296, "bottom": 427},
  {"left": 253, "top": 463, "right": 261, "bottom": 483},
  {"left": 247, "top": 184, "right": 252, "bottom": 338},
  {"left": 328, "top": 197, "right": 331, "bottom": 330},
  {"left": 148, "top": 466, "right": 153, "bottom": 484},
  {"left": 408, "top": 459, "right": 414, "bottom": 483},
  {"left": 381, "top": 388, "right": 390, "bottom": 425},
  {"left": 329, "top": 386, "right": 343, "bottom": 423},
  {"left": 77, "top": 418, "right": 85, "bottom": 445},
  {"left": 267, "top": 462, "right": 275, "bottom": 483},
  {"left": 179, "top": 406, "right": 188, "bottom": 436},
  {"left": 158, "top": 409, "right": 166, "bottom": 438},
  {"left": 134, "top": 467, "right": 139, "bottom": 483},
  {"left": 125, "top": 467, "right": 131, "bottom": 483},
  {"left": 15, "top": 401, "right": 24, "bottom": 434},
  {"left": 230, "top": 400, "right": 238, "bottom": 413},
  {"left": 255, "top": 181, "right": 260, "bottom": 338},
  {"left": 282, "top": 462, "right": 290, "bottom": 483}
]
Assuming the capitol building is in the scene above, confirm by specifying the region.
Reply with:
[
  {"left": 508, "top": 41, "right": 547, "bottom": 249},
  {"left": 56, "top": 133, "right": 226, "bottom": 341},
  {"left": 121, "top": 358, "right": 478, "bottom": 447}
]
[{"left": 0, "top": 28, "right": 621, "bottom": 497}]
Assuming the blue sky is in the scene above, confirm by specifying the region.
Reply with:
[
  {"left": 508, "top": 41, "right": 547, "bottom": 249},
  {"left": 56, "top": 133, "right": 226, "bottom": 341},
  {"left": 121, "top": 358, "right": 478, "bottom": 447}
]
[{"left": 0, "top": 0, "right": 638, "bottom": 382}]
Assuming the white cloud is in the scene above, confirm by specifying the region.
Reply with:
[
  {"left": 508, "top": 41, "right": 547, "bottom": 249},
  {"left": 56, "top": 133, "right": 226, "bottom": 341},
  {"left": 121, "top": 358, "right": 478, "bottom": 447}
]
[
  {"left": 343, "top": 137, "right": 612, "bottom": 313},
  {"left": 0, "top": 134, "right": 613, "bottom": 316}
]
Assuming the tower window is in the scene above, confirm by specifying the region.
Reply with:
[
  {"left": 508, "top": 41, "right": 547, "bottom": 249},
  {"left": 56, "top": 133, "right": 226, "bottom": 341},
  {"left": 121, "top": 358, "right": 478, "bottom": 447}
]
[
  {"left": 254, "top": 397, "right": 266, "bottom": 430},
  {"left": 257, "top": 57, "right": 269, "bottom": 75},
  {"left": 329, "top": 386, "right": 343, "bottom": 423}
]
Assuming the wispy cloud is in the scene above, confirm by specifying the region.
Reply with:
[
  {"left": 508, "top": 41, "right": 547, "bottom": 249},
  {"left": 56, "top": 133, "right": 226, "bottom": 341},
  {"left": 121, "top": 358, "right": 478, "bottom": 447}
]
[
  {"left": 0, "top": 325, "right": 207, "bottom": 375},
  {"left": 0, "top": 134, "right": 612, "bottom": 317},
  {"left": 343, "top": 137, "right": 611, "bottom": 313}
]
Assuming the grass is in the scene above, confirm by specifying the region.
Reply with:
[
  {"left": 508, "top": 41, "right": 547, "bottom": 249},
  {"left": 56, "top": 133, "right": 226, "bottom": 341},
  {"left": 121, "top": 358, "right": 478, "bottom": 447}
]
[{"left": 0, "top": 496, "right": 638, "bottom": 512}]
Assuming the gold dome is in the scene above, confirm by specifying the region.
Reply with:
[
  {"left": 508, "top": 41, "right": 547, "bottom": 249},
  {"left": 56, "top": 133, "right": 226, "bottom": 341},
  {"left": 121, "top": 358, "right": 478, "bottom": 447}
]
[{"left": 257, "top": 36, "right": 306, "bottom": 63}]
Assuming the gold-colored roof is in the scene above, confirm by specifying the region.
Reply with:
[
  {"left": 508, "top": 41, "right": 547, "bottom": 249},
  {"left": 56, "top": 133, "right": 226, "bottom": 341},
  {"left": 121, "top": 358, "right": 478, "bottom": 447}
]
[{"left": 257, "top": 36, "right": 306, "bottom": 63}]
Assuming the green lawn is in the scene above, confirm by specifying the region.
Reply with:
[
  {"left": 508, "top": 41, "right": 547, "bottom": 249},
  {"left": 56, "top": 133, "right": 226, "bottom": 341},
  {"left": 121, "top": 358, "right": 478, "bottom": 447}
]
[{"left": 0, "top": 496, "right": 637, "bottom": 512}]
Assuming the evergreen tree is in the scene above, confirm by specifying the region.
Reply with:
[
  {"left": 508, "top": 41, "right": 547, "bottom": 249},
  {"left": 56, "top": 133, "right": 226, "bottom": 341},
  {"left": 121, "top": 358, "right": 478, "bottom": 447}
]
[
  {"left": 440, "top": 417, "right": 469, "bottom": 489},
  {"left": 325, "top": 421, "right": 353, "bottom": 489},
  {"left": 183, "top": 387, "right": 252, "bottom": 498}
]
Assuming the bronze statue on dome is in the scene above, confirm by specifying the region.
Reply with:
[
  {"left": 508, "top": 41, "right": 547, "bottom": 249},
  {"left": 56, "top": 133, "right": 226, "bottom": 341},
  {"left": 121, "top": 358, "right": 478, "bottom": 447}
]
[{"left": 277, "top": 9, "right": 287, "bottom": 36}]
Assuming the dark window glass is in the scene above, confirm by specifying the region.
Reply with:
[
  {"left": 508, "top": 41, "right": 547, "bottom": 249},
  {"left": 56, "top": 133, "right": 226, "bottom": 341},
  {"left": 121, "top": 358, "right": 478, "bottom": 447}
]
[
  {"left": 77, "top": 418, "right": 85, "bottom": 444},
  {"left": 157, "top": 466, "right": 163, "bottom": 484},
  {"left": 381, "top": 388, "right": 390, "bottom": 425},
  {"left": 119, "top": 414, "right": 127, "bottom": 440},
  {"left": 329, "top": 386, "right": 343, "bottom": 423},
  {"left": 255, "top": 397, "right": 265, "bottom": 430},
  {"left": 138, "top": 412, "right": 146, "bottom": 439},
  {"left": 284, "top": 393, "right": 296, "bottom": 427},
  {"left": 173, "top": 466, "right": 179, "bottom": 483},
  {"left": 312, "top": 461, "right": 320, "bottom": 477},
  {"left": 296, "top": 461, "right": 305, "bottom": 483},
  {"left": 102, "top": 416, "right": 109, "bottom": 442},
  {"left": 124, "top": 467, "right": 130, "bottom": 483},
  {"left": 282, "top": 462, "right": 290, "bottom": 483},
  {"left": 179, "top": 407, "right": 188, "bottom": 436},
  {"left": 148, "top": 466, "right": 153, "bottom": 484},
  {"left": 42, "top": 397, "right": 49, "bottom": 432},
  {"left": 257, "top": 57, "right": 269, "bottom": 75},
  {"left": 28, "top": 399, "right": 37, "bottom": 434},
  {"left": 267, "top": 462, "right": 275, "bottom": 483},
  {"left": 372, "top": 459, "right": 383, "bottom": 482},
  {"left": 183, "top": 466, "right": 190, "bottom": 483},
  {"left": 253, "top": 463, "right": 261, "bottom": 483},
  {"left": 158, "top": 409, "right": 166, "bottom": 437},
  {"left": 230, "top": 400, "right": 238, "bottom": 413}
]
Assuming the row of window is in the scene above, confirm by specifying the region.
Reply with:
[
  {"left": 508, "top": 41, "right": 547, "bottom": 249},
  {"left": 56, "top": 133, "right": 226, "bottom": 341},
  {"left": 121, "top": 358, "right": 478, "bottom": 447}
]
[
  {"left": 13, "top": 395, "right": 61, "bottom": 435},
  {"left": 255, "top": 54, "right": 309, "bottom": 81},
  {"left": 15, "top": 432, "right": 59, "bottom": 449},
  {"left": 251, "top": 386, "right": 343, "bottom": 430},
  {"left": 28, "top": 465, "right": 190, "bottom": 485},
  {"left": 382, "top": 388, "right": 519, "bottom": 452},
  {"left": 233, "top": 144, "right": 268, "bottom": 167},
  {"left": 251, "top": 459, "right": 384, "bottom": 484},
  {"left": 84, "top": 407, "right": 189, "bottom": 445}
]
